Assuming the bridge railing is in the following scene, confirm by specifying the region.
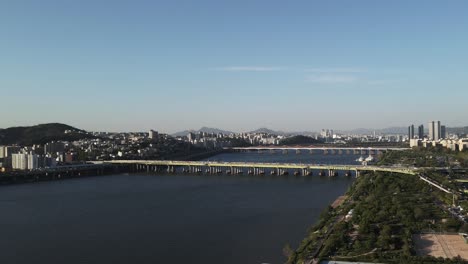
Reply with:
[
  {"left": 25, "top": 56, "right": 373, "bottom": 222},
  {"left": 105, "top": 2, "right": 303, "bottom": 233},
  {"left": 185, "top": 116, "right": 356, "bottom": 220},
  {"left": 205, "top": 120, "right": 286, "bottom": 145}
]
[{"left": 104, "top": 160, "right": 417, "bottom": 175}]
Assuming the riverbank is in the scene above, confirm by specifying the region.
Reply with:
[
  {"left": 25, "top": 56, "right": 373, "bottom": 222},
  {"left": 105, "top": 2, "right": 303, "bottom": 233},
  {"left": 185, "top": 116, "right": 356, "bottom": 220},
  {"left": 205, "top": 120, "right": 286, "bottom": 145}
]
[
  {"left": 287, "top": 171, "right": 468, "bottom": 264},
  {"left": 331, "top": 195, "right": 348, "bottom": 209}
]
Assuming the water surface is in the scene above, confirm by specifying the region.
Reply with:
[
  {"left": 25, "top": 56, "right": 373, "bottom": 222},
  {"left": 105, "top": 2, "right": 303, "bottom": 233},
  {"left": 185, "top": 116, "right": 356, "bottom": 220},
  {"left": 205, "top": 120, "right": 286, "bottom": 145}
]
[{"left": 0, "top": 153, "right": 356, "bottom": 264}]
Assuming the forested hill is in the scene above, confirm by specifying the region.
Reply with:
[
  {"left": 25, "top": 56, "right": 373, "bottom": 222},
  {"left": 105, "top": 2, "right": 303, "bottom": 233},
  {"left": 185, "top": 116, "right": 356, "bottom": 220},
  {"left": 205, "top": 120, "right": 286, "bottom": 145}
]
[{"left": 0, "top": 123, "right": 94, "bottom": 145}]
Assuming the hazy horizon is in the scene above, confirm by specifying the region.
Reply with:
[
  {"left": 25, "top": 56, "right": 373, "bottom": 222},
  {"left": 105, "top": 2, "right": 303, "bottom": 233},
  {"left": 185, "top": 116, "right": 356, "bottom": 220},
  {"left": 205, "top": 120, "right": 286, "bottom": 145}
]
[
  {"left": 1, "top": 1, "right": 467, "bottom": 132},
  {"left": 0, "top": 122, "right": 464, "bottom": 135}
]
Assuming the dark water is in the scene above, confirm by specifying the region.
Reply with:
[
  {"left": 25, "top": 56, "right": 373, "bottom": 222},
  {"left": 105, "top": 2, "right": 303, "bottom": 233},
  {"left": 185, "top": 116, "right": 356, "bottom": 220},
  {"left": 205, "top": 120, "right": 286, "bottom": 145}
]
[{"left": 0, "top": 153, "right": 356, "bottom": 264}]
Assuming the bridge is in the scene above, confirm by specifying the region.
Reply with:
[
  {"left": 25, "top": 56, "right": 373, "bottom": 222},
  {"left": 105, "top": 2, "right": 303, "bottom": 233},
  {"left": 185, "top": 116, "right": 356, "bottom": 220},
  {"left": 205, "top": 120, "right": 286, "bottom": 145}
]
[
  {"left": 226, "top": 146, "right": 409, "bottom": 155},
  {"left": 102, "top": 160, "right": 418, "bottom": 177}
]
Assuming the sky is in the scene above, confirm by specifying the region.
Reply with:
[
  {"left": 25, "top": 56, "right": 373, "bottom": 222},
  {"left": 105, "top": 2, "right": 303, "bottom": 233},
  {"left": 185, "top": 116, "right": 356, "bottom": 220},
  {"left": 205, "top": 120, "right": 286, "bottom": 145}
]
[{"left": 1, "top": 0, "right": 467, "bottom": 133}]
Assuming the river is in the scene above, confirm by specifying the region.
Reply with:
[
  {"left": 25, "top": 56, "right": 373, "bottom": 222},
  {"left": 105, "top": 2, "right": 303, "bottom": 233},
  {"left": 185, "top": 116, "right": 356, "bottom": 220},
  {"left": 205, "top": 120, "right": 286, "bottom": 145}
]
[{"left": 0, "top": 152, "right": 359, "bottom": 264}]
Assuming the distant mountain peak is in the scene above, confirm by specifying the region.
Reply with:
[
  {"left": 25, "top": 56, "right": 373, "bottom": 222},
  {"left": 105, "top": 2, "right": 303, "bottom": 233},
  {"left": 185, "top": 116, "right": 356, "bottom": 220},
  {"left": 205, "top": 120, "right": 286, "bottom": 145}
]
[
  {"left": 198, "top": 127, "right": 232, "bottom": 134},
  {"left": 248, "top": 127, "right": 280, "bottom": 134}
]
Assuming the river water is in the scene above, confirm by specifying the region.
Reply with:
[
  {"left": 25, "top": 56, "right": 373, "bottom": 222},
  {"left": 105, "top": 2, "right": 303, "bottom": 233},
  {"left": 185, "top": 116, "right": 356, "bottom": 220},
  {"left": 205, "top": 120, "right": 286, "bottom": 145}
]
[{"left": 0, "top": 152, "right": 358, "bottom": 264}]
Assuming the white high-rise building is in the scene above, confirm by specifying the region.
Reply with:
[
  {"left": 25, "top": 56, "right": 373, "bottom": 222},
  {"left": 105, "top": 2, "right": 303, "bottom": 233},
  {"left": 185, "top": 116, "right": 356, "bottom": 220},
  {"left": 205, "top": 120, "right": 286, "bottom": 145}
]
[
  {"left": 0, "top": 146, "right": 5, "bottom": 158},
  {"left": 11, "top": 152, "right": 40, "bottom": 170},
  {"left": 428, "top": 121, "right": 441, "bottom": 141},
  {"left": 12, "top": 153, "right": 28, "bottom": 170},
  {"left": 27, "top": 153, "right": 39, "bottom": 170}
]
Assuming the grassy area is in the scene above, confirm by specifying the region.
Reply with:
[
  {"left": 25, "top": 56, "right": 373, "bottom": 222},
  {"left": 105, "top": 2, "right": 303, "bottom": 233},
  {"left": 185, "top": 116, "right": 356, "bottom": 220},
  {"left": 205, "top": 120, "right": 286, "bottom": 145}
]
[
  {"left": 287, "top": 172, "right": 468, "bottom": 264},
  {"left": 378, "top": 148, "right": 468, "bottom": 168},
  {"left": 378, "top": 148, "right": 468, "bottom": 204}
]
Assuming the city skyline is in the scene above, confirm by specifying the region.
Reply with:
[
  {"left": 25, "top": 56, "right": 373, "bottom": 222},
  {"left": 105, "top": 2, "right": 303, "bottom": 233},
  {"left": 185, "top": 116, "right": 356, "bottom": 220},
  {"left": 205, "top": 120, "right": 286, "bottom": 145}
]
[{"left": 1, "top": 1, "right": 468, "bottom": 132}]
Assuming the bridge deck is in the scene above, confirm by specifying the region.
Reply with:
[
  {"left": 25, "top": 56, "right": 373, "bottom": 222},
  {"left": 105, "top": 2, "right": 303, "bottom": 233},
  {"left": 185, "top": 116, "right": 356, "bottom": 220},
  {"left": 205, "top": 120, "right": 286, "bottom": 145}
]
[
  {"left": 104, "top": 160, "right": 417, "bottom": 175},
  {"left": 227, "top": 147, "right": 409, "bottom": 150}
]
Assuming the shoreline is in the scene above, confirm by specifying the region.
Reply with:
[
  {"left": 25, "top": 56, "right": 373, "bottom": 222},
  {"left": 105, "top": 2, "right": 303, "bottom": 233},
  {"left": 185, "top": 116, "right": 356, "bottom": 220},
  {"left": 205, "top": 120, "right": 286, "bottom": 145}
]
[{"left": 331, "top": 195, "right": 348, "bottom": 209}]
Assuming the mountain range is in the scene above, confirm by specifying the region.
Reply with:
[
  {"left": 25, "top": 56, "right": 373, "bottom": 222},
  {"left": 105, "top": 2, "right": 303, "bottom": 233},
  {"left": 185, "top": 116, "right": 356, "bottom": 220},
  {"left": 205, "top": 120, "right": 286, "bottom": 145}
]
[{"left": 1, "top": 123, "right": 467, "bottom": 145}]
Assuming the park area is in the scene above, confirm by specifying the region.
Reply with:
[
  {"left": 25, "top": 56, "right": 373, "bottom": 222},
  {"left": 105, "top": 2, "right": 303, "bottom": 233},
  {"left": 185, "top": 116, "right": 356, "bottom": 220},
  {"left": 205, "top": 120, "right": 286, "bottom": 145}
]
[{"left": 413, "top": 233, "right": 468, "bottom": 260}]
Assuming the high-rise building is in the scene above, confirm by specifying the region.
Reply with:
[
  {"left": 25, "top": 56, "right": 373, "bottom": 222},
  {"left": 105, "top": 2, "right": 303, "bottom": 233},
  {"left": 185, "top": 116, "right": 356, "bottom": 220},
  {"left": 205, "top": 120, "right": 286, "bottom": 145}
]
[
  {"left": 418, "top": 125, "right": 424, "bottom": 139},
  {"left": 428, "top": 122, "right": 433, "bottom": 140},
  {"left": 188, "top": 132, "right": 195, "bottom": 142},
  {"left": 5, "top": 146, "right": 21, "bottom": 157},
  {"left": 0, "top": 146, "right": 5, "bottom": 158},
  {"left": 11, "top": 152, "right": 41, "bottom": 170},
  {"left": 149, "top": 130, "right": 158, "bottom": 141},
  {"left": 27, "top": 153, "right": 39, "bottom": 170},
  {"left": 12, "top": 153, "right": 28, "bottom": 170},
  {"left": 428, "top": 121, "right": 441, "bottom": 141},
  {"left": 408, "top": 125, "right": 415, "bottom": 139},
  {"left": 44, "top": 141, "right": 65, "bottom": 155},
  {"left": 441, "top": 125, "right": 446, "bottom": 139}
]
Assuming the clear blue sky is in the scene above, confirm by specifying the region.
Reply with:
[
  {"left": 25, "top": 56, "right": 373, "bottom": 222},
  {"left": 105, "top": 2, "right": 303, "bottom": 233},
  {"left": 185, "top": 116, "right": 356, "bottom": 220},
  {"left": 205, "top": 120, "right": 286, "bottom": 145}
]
[{"left": 1, "top": 0, "right": 467, "bottom": 133}]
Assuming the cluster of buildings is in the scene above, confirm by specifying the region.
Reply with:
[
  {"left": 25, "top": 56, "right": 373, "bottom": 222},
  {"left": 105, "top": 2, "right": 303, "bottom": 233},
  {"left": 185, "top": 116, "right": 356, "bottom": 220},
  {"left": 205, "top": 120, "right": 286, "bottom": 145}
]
[
  {"left": 320, "top": 129, "right": 406, "bottom": 144},
  {"left": 409, "top": 121, "right": 468, "bottom": 151},
  {"left": 320, "top": 129, "right": 334, "bottom": 138},
  {"left": 184, "top": 131, "right": 283, "bottom": 148},
  {"left": 182, "top": 128, "right": 408, "bottom": 149},
  {"left": 0, "top": 142, "right": 76, "bottom": 171},
  {"left": 2, "top": 122, "right": 466, "bottom": 172},
  {"left": 408, "top": 121, "right": 447, "bottom": 141},
  {"left": 0, "top": 129, "right": 198, "bottom": 172}
]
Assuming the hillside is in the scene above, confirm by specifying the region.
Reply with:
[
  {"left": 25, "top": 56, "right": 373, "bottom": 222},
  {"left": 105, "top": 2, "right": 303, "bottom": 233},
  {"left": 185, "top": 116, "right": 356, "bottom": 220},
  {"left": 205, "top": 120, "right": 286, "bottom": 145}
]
[{"left": 0, "top": 123, "right": 94, "bottom": 145}]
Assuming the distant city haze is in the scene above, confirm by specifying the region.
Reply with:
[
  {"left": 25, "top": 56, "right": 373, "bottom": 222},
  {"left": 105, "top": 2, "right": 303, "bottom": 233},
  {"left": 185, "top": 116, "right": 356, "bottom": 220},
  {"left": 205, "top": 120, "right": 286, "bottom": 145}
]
[{"left": 1, "top": 1, "right": 467, "bottom": 132}]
